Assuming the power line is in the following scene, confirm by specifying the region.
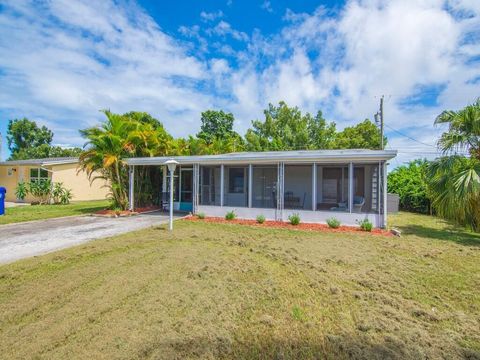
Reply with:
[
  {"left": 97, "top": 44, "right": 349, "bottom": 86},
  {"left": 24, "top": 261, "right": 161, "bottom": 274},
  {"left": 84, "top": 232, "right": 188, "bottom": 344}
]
[{"left": 384, "top": 123, "right": 437, "bottom": 148}]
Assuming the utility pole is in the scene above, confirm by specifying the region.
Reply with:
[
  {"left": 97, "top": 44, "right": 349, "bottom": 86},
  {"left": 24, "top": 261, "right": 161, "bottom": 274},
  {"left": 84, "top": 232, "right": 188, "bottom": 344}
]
[
  {"left": 380, "top": 95, "right": 384, "bottom": 150},
  {"left": 374, "top": 95, "right": 384, "bottom": 150}
]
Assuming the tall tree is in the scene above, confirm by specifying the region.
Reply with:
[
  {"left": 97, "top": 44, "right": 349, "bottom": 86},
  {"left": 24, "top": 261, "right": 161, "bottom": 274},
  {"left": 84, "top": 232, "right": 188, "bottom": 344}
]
[
  {"left": 427, "top": 99, "right": 480, "bottom": 231},
  {"left": 79, "top": 110, "right": 172, "bottom": 209},
  {"left": 12, "top": 144, "right": 82, "bottom": 160},
  {"left": 334, "top": 119, "right": 386, "bottom": 149},
  {"left": 245, "top": 102, "right": 336, "bottom": 151},
  {"left": 197, "top": 110, "right": 238, "bottom": 144},
  {"left": 7, "top": 118, "right": 53, "bottom": 158}
]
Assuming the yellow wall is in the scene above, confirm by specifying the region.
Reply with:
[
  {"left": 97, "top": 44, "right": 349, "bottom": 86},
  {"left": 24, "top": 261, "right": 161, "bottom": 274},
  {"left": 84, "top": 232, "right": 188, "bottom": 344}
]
[
  {"left": 50, "top": 163, "right": 109, "bottom": 201},
  {"left": 0, "top": 165, "right": 20, "bottom": 202},
  {"left": 0, "top": 163, "right": 108, "bottom": 202}
]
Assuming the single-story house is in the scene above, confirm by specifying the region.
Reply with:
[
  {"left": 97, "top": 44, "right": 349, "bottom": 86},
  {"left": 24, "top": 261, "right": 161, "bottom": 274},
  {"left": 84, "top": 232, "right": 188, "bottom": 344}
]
[
  {"left": 0, "top": 157, "right": 109, "bottom": 202},
  {"left": 126, "top": 149, "right": 397, "bottom": 227}
]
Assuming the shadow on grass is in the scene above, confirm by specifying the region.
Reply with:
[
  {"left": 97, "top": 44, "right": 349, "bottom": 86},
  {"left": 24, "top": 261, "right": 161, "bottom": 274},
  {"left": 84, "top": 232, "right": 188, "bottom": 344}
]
[
  {"left": 397, "top": 223, "right": 480, "bottom": 247},
  {"left": 73, "top": 205, "right": 108, "bottom": 215},
  {"left": 138, "top": 332, "right": 476, "bottom": 360}
]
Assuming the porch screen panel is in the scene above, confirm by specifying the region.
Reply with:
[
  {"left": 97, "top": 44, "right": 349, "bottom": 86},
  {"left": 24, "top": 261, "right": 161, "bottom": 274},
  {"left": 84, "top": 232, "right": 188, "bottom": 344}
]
[
  {"left": 360, "top": 163, "right": 380, "bottom": 213},
  {"left": 315, "top": 164, "right": 349, "bottom": 212},
  {"left": 199, "top": 166, "right": 221, "bottom": 206},
  {"left": 252, "top": 165, "right": 277, "bottom": 208},
  {"left": 223, "top": 166, "right": 249, "bottom": 207},
  {"left": 284, "top": 165, "right": 312, "bottom": 210}
]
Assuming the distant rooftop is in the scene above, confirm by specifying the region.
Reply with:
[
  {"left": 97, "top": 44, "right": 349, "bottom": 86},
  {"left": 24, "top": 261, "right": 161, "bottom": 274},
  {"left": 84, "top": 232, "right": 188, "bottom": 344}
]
[{"left": 0, "top": 157, "right": 78, "bottom": 166}]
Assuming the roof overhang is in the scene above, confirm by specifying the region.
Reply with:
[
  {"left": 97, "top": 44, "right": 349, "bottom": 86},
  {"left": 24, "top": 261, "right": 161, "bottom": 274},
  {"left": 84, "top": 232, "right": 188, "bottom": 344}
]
[
  {"left": 125, "top": 150, "right": 397, "bottom": 166},
  {"left": 0, "top": 158, "right": 79, "bottom": 167}
]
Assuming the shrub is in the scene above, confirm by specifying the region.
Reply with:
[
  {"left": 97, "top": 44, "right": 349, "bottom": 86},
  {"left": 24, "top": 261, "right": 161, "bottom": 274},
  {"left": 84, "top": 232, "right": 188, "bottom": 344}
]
[
  {"left": 52, "top": 182, "right": 72, "bottom": 204},
  {"left": 387, "top": 159, "right": 430, "bottom": 214},
  {"left": 14, "top": 181, "right": 28, "bottom": 201},
  {"left": 28, "top": 179, "right": 52, "bottom": 204},
  {"left": 256, "top": 214, "right": 266, "bottom": 224},
  {"left": 225, "top": 210, "right": 236, "bottom": 220},
  {"left": 326, "top": 217, "right": 341, "bottom": 229},
  {"left": 288, "top": 213, "right": 301, "bottom": 225},
  {"left": 357, "top": 219, "right": 373, "bottom": 232},
  {"left": 197, "top": 212, "right": 206, "bottom": 219}
]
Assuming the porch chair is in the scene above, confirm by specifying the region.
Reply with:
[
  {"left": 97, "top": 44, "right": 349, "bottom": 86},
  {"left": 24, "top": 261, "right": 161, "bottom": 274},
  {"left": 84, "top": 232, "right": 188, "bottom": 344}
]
[{"left": 353, "top": 196, "right": 365, "bottom": 212}]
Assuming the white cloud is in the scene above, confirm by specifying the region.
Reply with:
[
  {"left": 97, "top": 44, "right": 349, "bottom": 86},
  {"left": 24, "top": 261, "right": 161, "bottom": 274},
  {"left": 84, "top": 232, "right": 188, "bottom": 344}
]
[
  {"left": 261, "top": 1, "right": 273, "bottom": 13},
  {"left": 200, "top": 10, "right": 224, "bottom": 22},
  {"left": 207, "top": 21, "right": 249, "bottom": 42},
  {"left": 1, "top": 0, "right": 479, "bottom": 167},
  {"left": 0, "top": 0, "right": 212, "bottom": 146}
]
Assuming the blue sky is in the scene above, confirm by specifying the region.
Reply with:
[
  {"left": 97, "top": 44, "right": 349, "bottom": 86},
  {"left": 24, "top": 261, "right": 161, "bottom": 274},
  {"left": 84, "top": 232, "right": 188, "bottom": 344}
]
[{"left": 0, "top": 0, "right": 479, "bottom": 165}]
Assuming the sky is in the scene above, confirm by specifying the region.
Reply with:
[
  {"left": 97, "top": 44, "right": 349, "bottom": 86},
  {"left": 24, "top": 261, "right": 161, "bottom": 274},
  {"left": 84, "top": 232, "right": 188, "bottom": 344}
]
[{"left": 0, "top": 0, "right": 479, "bottom": 166}]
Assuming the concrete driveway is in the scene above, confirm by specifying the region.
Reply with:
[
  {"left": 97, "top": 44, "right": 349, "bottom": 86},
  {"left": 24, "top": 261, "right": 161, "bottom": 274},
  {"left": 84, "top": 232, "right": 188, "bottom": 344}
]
[{"left": 0, "top": 212, "right": 179, "bottom": 264}]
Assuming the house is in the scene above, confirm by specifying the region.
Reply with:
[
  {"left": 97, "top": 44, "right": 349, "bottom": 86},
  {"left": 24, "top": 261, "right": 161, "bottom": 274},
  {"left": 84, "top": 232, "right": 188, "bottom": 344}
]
[
  {"left": 0, "top": 157, "right": 108, "bottom": 202},
  {"left": 126, "top": 149, "right": 397, "bottom": 227}
]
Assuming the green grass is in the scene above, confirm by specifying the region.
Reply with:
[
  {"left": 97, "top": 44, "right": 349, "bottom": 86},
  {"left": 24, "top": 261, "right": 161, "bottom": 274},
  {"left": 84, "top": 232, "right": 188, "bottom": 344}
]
[
  {"left": 0, "top": 200, "right": 109, "bottom": 225},
  {"left": 0, "top": 212, "right": 479, "bottom": 359}
]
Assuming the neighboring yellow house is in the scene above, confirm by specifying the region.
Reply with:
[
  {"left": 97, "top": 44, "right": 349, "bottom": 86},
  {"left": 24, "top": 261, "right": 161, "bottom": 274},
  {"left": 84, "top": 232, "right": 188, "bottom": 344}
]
[{"left": 0, "top": 157, "right": 109, "bottom": 202}]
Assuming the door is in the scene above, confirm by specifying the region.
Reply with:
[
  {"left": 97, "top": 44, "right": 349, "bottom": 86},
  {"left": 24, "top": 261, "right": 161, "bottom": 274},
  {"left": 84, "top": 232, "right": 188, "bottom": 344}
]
[{"left": 180, "top": 168, "right": 193, "bottom": 211}]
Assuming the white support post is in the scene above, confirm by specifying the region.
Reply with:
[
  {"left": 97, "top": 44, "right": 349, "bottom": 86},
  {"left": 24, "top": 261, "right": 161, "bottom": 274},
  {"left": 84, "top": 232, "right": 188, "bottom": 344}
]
[
  {"left": 383, "top": 161, "right": 388, "bottom": 228},
  {"left": 169, "top": 168, "right": 174, "bottom": 231},
  {"left": 317, "top": 166, "right": 323, "bottom": 204},
  {"left": 220, "top": 164, "right": 224, "bottom": 207},
  {"left": 348, "top": 162, "right": 354, "bottom": 213},
  {"left": 162, "top": 166, "right": 167, "bottom": 191},
  {"left": 129, "top": 165, "right": 135, "bottom": 211},
  {"left": 312, "top": 163, "right": 316, "bottom": 211},
  {"left": 248, "top": 164, "right": 253, "bottom": 208}
]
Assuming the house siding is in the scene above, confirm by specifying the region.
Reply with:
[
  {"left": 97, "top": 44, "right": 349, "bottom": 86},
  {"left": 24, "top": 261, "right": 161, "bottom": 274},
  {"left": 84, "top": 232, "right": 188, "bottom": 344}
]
[{"left": 50, "top": 163, "right": 108, "bottom": 201}]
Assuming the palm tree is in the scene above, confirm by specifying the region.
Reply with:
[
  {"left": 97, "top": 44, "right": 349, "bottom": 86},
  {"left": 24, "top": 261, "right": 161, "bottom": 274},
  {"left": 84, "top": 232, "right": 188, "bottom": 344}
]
[
  {"left": 79, "top": 111, "right": 138, "bottom": 209},
  {"left": 428, "top": 99, "right": 480, "bottom": 231}
]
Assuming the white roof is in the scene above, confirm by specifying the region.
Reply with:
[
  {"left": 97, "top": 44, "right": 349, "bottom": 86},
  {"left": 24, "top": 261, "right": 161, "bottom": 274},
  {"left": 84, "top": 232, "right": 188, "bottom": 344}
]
[
  {"left": 0, "top": 157, "right": 78, "bottom": 166},
  {"left": 126, "top": 149, "right": 397, "bottom": 166}
]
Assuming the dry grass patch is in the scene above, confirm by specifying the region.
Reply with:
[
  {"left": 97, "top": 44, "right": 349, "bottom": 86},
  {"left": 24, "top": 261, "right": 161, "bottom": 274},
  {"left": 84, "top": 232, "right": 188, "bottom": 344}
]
[{"left": 0, "top": 212, "right": 479, "bottom": 359}]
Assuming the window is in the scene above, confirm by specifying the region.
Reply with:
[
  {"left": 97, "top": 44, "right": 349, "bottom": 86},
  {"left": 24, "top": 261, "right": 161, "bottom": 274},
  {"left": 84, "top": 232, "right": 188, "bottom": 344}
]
[
  {"left": 30, "top": 168, "right": 49, "bottom": 183},
  {"left": 7, "top": 167, "right": 14, "bottom": 177},
  {"left": 228, "top": 168, "right": 245, "bottom": 193}
]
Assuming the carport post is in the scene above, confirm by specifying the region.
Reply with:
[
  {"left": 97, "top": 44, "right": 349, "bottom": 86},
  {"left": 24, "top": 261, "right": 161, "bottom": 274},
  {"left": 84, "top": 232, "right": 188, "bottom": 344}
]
[
  {"left": 129, "top": 166, "right": 134, "bottom": 211},
  {"left": 165, "top": 160, "right": 179, "bottom": 231}
]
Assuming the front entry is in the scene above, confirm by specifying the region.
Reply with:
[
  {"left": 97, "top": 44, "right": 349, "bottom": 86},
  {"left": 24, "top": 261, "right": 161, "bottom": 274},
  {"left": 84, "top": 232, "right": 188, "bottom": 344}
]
[{"left": 179, "top": 168, "right": 193, "bottom": 212}]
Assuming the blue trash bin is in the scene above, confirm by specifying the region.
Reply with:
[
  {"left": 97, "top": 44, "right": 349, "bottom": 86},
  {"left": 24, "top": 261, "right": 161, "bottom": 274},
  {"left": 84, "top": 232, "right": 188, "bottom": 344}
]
[{"left": 0, "top": 187, "right": 6, "bottom": 216}]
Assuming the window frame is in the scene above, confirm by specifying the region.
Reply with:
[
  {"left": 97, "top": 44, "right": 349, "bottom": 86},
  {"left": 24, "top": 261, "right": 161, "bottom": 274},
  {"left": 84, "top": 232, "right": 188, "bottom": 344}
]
[{"left": 30, "top": 167, "right": 49, "bottom": 183}]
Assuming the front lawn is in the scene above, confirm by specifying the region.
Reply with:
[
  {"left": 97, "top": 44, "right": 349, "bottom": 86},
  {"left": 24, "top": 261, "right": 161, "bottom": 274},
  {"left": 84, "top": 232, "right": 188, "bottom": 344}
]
[
  {"left": 0, "top": 212, "right": 478, "bottom": 359},
  {"left": 0, "top": 200, "right": 109, "bottom": 225}
]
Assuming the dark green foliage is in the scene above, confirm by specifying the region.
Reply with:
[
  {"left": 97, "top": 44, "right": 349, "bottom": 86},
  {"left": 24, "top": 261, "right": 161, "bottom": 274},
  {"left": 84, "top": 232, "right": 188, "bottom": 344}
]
[
  {"left": 326, "top": 217, "right": 341, "bottom": 228},
  {"left": 388, "top": 160, "right": 430, "bottom": 214},
  {"left": 197, "top": 110, "right": 238, "bottom": 143},
  {"left": 334, "top": 119, "right": 387, "bottom": 149},
  {"left": 7, "top": 118, "right": 82, "bottom": 160},
  {"left": 197, "top": 212, "right": 206, "bottom": 219},
  {"left": 245, "top": 102, "right": 337, "bottom": 151},
  {"left": 7, "top": 118, "right": 53, "bottom": 154}
]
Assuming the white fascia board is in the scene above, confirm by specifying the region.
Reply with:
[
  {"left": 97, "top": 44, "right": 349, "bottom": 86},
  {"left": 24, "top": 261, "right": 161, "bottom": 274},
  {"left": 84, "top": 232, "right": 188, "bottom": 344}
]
[{"left": 125, "top": 150, "right": 397, "bottom": 166}]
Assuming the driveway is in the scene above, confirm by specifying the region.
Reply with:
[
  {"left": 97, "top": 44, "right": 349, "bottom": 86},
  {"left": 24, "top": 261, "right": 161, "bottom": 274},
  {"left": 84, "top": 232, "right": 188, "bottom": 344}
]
[{"left": 0, "top": 212, "right": 180, "bottom": 264}]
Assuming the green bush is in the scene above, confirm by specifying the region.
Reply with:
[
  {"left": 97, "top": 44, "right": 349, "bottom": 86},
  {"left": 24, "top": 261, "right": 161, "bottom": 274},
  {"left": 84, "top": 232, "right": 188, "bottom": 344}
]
[
  {"left": 357, "top": 219, "right": 373, "bottom": 232},
  {"left": 197, "top": 212, "right": 206, "bottom": 219},
  {"left": 256, "top": 214, "right": 266, "bottom": 224},
  {"left": 326, "top": 217, "right": 341, "bottom": 228},
  {"left": 388, "top": 159, "right": 430, "bottom": 214},
  {"left": 52, "top": 182, "right": 72, "bottom": 204},
  {"left": 225, "top": 210, "right": 236, "bottom": 220},
  {"left": 14, "top": 181, "right": 28, "bottom": 201},
  {"left": 288, "top": 213, "right": 301, "bottom": 225}
]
